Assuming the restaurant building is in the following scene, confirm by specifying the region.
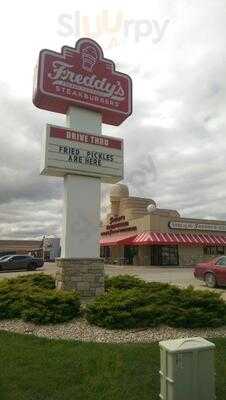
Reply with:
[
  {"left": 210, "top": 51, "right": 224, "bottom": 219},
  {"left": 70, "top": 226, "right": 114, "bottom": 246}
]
[{"left": 100, "top": 184, "right": 226, "bottom": 266}]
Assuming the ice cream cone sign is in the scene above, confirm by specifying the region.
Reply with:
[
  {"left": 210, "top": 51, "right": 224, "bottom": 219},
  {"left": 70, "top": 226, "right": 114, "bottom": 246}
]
[{"left": 82, "top": 45, "right": 98, "bottom": 72}]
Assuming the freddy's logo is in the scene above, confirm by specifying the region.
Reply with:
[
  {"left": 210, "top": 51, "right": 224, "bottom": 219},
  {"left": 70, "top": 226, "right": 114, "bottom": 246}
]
[
  {"left": 33, "top": 38, "right": 132, "bottom": 126},
  {"left": 82, "top": 45, "right": 98, "bottom": 71}
]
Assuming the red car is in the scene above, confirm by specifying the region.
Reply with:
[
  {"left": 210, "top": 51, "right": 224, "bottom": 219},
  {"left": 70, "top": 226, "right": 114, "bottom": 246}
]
[{"left": 194, "top": 256, "right": 226, "bottom": 288}]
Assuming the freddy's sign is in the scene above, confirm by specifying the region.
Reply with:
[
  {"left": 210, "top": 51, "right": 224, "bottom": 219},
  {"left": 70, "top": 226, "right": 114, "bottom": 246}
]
[
  {"left": 40, "top": 124, "right": 124, "bottom": 183},
  {"left": 33, "top": 38, "right": 132, "bottom": 125}
]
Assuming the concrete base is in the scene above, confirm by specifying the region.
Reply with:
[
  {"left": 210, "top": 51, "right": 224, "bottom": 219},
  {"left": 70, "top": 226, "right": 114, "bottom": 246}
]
[{"left": 56, "top": 258, "right": 105, "bottom": 297}]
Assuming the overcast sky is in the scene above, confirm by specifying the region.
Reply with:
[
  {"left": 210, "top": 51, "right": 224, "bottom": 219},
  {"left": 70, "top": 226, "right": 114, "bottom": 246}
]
[{"left": 0, "top": 0, "right": 226, "bottom": 239}]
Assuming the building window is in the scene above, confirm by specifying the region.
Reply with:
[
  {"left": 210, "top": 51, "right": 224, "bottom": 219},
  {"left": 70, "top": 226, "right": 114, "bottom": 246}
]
[
  {"left": 100, "top": 246, "right": 110, "bottom": 258},
  {"left": 151, "top": 245, "right": 179, "bottom": 266},
  {"left": 124, "top": 246, "right": 138, "bottom": 265},
  {"left": 161, "top": 246, "right": 179, "bottom": 266},
  {"left": 203, "top": 246, "right": 224, "bottom": 256}
]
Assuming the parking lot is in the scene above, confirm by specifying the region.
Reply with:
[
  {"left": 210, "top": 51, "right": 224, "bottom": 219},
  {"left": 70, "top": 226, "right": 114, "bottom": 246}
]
[
  {"left": 0, "top": 262, "right": 226, "bottom": 300},
  {"left": 105, "top": 265, "right": 226, "bottom": 300}
]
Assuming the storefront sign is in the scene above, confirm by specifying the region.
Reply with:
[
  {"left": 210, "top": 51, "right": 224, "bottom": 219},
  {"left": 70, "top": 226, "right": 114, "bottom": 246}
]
[
  {"left": 33, "top": 38, "right": 132, "bottom": 126},
  {"left": 40, "top": 124, "right": 123, "bottom": 183},
  {"left": 109, "top": 215, "right": 125, "bottom": 224},
  {"left": 101, "top": 226, "right": 137, "bottom": 236},
  {"left": 101, "top": 215, "right": 137, "bottom": 236},
  {"left": 106, "top": 221, "right": 129, "bottom": 230},
  {"left": 169, "top": 221, "right": 226, "bottom": 232}
]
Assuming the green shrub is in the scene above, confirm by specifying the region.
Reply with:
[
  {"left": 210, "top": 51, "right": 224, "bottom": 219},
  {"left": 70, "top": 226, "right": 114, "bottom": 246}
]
[
  {"left": 0, "top": 274, "right": 80, "bottom": 324},
  {"left": 105, "top": 275, "right": 174, "bottom": 293},
  {"left": 21, "top": 290, "right": 80, "bottom": 324},
  {"left": 0, "top": 273, "right": 56, "bottom": 290},
  {"left": 0, "top": 279, "right": 29, "bottom": 319},
  {"left": 19, "top": 273, "right": 55, "bottom": 289},
  {"left": 86, "top": 279, "right": 226, "bottom": 330},
  {"left": 105, "top": 274, "right": 147, "bottom": 290}
]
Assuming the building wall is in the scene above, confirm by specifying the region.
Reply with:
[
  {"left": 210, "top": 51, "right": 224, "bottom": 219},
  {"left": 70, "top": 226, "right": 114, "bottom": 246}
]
[
  {"left": 129, "top": 215, "right": 151, "bottom": 232},
  {"left": 179, "top": 246, "right": 203, "bottom": 266},
  {"left": 138, "top": 246, "right": 151, "bottom": 266},
  {"left": 128, "top": 212, "right": 226, "bottom": 237},
  {"left": 119, "top": 197, "right": 156, "bottom": 220},
  {"left": 0, "top": 240, "right": 42, "bottom": 256},
  {"left": 110, "top": 245, "right": 124, "bottom": 262}
]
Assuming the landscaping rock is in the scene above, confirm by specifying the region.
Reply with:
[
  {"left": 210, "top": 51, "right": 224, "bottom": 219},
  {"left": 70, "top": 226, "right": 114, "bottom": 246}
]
[{"left": 0, "top": 318, "right": 226, "bottom": 343}]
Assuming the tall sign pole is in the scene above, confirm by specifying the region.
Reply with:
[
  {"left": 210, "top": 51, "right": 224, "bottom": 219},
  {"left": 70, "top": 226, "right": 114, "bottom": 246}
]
[
  {"left": 33, "top": 38, "right": 132, "bottom": 297},
  {"left": 63, "top": 107, "right": 102, "bottom": 259}
]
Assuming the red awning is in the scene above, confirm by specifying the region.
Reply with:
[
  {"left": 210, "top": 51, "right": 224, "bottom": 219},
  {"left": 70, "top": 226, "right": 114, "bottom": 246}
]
[
  {"left": 100, "top": 233, "right": 137, "bottom": 246},
  {"left": 130, "top": 231, "right": 226, "bottom": 246}
]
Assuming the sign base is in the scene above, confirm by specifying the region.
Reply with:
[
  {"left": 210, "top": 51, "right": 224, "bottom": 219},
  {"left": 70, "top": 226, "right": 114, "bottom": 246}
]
[{"left": 56, "top": 258, "right": 104, "bottom": 297}]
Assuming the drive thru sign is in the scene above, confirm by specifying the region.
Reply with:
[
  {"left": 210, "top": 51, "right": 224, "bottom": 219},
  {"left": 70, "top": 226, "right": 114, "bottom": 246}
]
[{"left": 41, "top": 124, "right": 123, "bottom": 183}]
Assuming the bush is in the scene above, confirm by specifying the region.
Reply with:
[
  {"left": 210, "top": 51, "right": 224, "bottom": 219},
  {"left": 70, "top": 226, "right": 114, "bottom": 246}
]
[
  {"left": 105, "top": 275, "right": 147, "bottom": 291},
  {"left": 0, "top": 273, "right": 56, "bottom": 290},
  {"left": 21, "top": 290, "right": 80, "bottom": 324},
  {"left": 86, "top": 277, "right": 226, "bottom": 329},
  {"left": 0, "top": 274, "right": 80, "bottom": 324}
]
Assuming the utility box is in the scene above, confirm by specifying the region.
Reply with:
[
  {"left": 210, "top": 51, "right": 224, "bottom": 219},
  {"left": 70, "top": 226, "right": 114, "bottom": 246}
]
[{"left": 159, "top": 337, "right": 215, "bottom": 400}]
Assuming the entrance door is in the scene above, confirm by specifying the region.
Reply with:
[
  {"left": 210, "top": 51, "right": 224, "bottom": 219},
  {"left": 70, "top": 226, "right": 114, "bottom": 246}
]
[
  {"left": 124, "top": 246, "right": 138, "bottom": 265},
  {"left": 151, "top": 245, "right": 179, "bottom": 266},
  {"left": 161, "top": 246, "right": 179, "bottom": 266},
  {"left": 151, "top": 246, "right": 161, "bottom": 265}
]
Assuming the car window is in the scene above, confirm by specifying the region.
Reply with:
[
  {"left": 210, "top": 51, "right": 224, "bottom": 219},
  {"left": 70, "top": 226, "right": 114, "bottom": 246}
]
[
  {"left": 1, "top": 256, "right": 12, "bottom": 261},
  {"left": 216, "top": 257, "right": 226, "bottom": 266}
]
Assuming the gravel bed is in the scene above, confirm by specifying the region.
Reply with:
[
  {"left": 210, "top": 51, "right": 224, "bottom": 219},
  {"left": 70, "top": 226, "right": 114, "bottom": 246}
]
[{"left": 0, "top": 319, "right": 226, "bottom": 343}]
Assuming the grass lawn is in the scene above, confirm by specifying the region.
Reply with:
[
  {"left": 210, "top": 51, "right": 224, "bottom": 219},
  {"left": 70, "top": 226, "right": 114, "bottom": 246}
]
[{"left": 0, "top": 332, "right": 225, "bottom": 400}]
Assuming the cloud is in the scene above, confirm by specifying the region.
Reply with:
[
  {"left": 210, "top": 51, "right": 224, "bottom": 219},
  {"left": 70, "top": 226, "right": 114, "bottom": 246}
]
[
  {"left": 0, "top": 85, "right": 65, "bottom": 238},
  {"left": 119, "top": 1, "right": 226, "bottom": 221}
]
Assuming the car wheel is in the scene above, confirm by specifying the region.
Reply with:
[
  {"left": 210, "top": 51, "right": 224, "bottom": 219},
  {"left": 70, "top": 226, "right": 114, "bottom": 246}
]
[{"left": 205, "top": 273, "right": 217, "bottom": 288}]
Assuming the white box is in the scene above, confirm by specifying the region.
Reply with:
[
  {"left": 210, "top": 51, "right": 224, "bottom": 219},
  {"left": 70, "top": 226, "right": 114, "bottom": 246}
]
[{"left": 159, "top": 337, "right": 215, "bottom": 400}]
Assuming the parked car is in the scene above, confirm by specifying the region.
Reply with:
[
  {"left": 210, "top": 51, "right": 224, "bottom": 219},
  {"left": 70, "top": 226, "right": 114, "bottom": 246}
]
[
  {"left": 194, "top": 256, "right": 226, "bottom": 288},
  {"left": 0, "top": 255, "right": 44, "bottom": 271},
  {"left": 0, "top": 254, "right": 14, "bottom": 261}
]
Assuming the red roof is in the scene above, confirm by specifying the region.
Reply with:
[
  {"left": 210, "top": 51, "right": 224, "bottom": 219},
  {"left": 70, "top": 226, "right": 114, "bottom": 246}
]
[
  {"left": 100, "top": 231, "right": 226, "bottom": 246},
  {"left": 100, "top": 233, "right": 137, "bottom": 246},
  {"left": 131, "top": 231, "right": 226, "bottom": 246}
]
